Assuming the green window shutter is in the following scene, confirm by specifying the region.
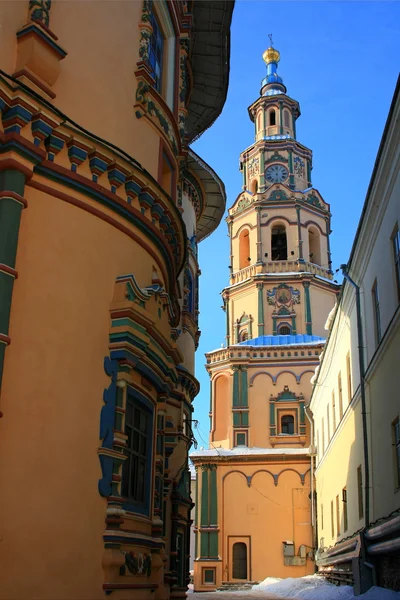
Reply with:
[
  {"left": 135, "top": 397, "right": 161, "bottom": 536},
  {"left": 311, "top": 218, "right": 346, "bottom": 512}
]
[
  {"left": 233, "top": 412, "right": 240, "bottom": 426},
  {"left": 242, "top": 411, "right": 249, "bottom": 426}
]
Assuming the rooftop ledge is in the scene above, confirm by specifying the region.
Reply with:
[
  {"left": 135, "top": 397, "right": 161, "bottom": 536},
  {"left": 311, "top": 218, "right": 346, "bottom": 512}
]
[
  {"left": 190, "top": 446, "right": 311, "bottom": 459},
  {"left": 206, "top": 336, "right": 325, "bottom": 364}
]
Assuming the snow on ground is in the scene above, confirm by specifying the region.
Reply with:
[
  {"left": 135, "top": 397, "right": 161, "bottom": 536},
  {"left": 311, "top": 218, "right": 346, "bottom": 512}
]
[
  {"left": 252, "top": 575, "right": 353, "bottom": 599},
  {"left": 252, "top": 575, "right": 400, "bottom": 599}
]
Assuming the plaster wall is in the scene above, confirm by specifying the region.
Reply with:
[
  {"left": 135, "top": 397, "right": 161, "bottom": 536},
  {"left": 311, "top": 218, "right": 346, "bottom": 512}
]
[
  {"left": 0, "top": 185, "right": 171, "bottom": 598},
  {"left": 193, "top": 460, "right": 314, "bottom": 590},
  {"left": 211, "top": 362, "right": 317, "bottom": 449},
  {"left": 367, "top": 324, "right": 400, "bottom": 520},
  {"left": 358, "top": 169, "right": 400, "bottom": 366},
  {"left": 315, "top": 400, "right": 365, "bottom": 548}
]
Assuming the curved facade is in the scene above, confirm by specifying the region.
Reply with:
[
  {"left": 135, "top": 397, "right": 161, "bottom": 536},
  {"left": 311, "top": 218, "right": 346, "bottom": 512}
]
[{"left": 0, "top": 1, "right": 233, "bottom": 599}]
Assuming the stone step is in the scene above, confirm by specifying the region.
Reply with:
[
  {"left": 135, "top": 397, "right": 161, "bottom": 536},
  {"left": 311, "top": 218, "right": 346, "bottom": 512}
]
[{"left": 217, "top": 582, "right": 258, "bottom": 591}]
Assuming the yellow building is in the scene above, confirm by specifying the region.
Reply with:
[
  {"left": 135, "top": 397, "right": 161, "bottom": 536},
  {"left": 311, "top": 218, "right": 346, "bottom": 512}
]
[
  {"left": 0, "top": 1, "right": 234, "bottom": 599},
  {"left": 190, "top": 46, "right": 339, "bottom": 591},
  {"left": 311, "top": 77, "right": 400, "bottom": 594}
]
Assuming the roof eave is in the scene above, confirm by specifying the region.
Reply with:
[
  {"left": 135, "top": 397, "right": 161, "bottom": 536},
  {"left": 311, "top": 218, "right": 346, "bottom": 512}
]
[
  {"left": 185, "top": 0, "right": 235, "bottom": 143},
  {"left": 187, "top": 148, "right": 226, "bottom": 242}
]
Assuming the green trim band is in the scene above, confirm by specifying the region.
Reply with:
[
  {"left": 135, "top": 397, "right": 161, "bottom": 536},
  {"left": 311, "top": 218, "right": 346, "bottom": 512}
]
[{"left": 0, "top": 169, "right": 26, "bottom": 393}]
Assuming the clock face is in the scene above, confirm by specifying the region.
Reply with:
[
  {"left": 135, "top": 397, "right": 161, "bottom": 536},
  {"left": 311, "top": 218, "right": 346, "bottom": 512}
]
[{"left": 265, "top": 164, "right": 289, "bottom": 184}]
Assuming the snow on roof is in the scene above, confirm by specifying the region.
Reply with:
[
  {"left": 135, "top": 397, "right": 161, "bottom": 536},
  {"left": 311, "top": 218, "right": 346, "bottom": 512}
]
[
  {"left": 237, "top": 334, "right": 325, "bottom": 347},
  {"left": 188, "top": 461, "right": 196, "bottom": 479},
  {"left": 190, "top": 446, "right": 310, "bottom": 458}
]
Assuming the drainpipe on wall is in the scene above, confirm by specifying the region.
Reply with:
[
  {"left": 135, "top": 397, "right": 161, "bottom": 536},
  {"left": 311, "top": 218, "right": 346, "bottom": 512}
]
[
  {"left": 305, "top": 406, "right": 316, "bottom": 548},
  {"left": 341, "top": 264, "right": 375, "bottom": 596},
  {"left": 340, "top": 265, "right": 369, "bottom": 529}
]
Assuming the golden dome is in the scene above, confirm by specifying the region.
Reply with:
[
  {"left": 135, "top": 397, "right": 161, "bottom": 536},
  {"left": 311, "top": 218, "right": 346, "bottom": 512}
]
[{"left": 262, "top": 47, "right": 280, "bottom": 65}]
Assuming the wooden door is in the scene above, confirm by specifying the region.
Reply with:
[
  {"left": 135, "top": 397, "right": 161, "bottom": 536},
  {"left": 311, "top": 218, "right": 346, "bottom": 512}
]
[{"left": 228, "top": 537, "right": 250, "bottom": 581}]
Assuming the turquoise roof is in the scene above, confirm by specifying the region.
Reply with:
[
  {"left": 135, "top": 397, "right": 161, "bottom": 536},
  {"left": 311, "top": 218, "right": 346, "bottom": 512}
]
[{"left": 238, "top": 334, "right": 325, "bottom": 346}]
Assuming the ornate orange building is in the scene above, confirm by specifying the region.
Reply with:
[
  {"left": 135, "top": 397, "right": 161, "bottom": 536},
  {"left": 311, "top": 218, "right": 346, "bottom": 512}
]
[
  {"left": 0, "top": 1, "right": 233, "bottom": 599},
  {"left": 191, "top": 45, "right": 339, "bottom": 590}
]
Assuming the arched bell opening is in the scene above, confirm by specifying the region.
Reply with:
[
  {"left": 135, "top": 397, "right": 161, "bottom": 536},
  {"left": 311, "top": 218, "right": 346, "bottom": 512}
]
[
  {"left": 239, "top": 229, "right": 251, "bottom": 269},
  {"left": 271, "top": 224, "right": 288, "bottom": 261},
  {"left": 308, "top": 226, "right": 321, "bottom": 265}
]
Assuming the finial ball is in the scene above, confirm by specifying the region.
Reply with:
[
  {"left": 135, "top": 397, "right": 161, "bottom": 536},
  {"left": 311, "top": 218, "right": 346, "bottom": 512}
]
[{"left": 263, "top": 47, "right": 280, "bottom": 65}]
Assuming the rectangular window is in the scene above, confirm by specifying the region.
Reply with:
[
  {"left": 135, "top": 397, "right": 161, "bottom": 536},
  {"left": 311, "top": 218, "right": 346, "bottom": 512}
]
[
  {"left": 357, "top": 465, "right": 364, "bottom": 519},
  {"left": 336, "top": 494, "right": 340, "bottom": 536},
  {"left": 338, "top": 372, "right": 343, "bottom": 420},
  {"left": 235, "top": 431, "right": 248, "bottom": 447},
  {"left": 321, "top": 503, "right": 324, "bottom": 530},
  {"left": 322, "top": 417, "right": 325, "bottom": 454},
  {"left": 122, "top": 394, "right": 153, "bottom": 512},
  {"left": 203, "top": 568, "right": 216, "bottom": 585},
  {"left": 393, "top": 418, "right": 400, "bottom": 488},
  {"left": 233, "top": 411, "right": 249, "bottom": 427},
  {"left": 343, "top": 487, "right": 348, "bottom": 532},
  {"left": 149, "top": 11, "right": 164, "bottom": 93},
  {"left": 281, "top": 414, "right": 295, "bottom": 434},
  {"left": 392, "top": 225, "right": 400, "bottom": 301},
  {"left": 331, "top": 500, "right": 334, "bottom": 539},
  {"left": 372, "top": 280, "right": 382, "bottom": 345},
  {"left": 332, "top": 391, "right": 336, "bottom": 432},
  {"left": 327, "top": 404, "right": 331, "bottom": 443},
  {"left": 346, "top": 352, "right": 352, "bottom": 403}
]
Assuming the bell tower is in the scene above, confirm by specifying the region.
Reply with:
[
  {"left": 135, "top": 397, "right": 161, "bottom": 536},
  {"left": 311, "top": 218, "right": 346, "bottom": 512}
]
[
  {"left": 227, "top": 43, "right": 337, "bottom": 349},
  {"left": 190, "top": 45, "right": 340, "bottom": 590}
]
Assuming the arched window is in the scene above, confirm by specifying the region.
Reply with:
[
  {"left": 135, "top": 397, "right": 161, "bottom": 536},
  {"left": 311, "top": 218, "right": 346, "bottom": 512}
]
[
  {"left": 257, "top": 112, "right": 262, "bottom": 131},
  {"left": 284, "top": 109, "right": 290, "bottom": 128},
  {"left": 239, "top": 229, "right": 250, "bottom": 270},
  {"left": 269, "top": 110, "right": 276, "bottom": 126},
  {"left": 308, "top": 226, "right": 321, "bottom": 265},
  {"left": 281, "top": 415, "right": 295, "bottom": 435},
  {"left": 271, "top": 225, "right": 287, "bottom": 261},
  {"left": 250, "top": 179, "right": 258, "bottom": 194},
  {"left": 278, "top": 323, "right": 291, "bottom": 336},
  {"left": 239, "top": 330, "right": 249, "bottom": 342}
]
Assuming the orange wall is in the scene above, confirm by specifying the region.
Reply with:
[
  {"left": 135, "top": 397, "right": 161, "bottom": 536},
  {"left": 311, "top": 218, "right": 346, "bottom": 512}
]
[{"left": 0, "top": 186, "right": 169, "bottom": 599}]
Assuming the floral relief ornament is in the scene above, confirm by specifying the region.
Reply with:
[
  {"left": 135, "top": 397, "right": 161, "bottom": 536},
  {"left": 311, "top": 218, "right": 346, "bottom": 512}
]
[
  {"left": 293, "top": 156, "right": 305, "bottom": 178},
  {"left": 29, "top": 0, "right": 52, "bottom": 27},
  {"left": 248, "top": 156, "right": 260, "bottom": 178}
]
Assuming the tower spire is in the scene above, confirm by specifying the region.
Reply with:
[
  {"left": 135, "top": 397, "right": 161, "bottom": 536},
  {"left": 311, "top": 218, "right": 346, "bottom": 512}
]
[{"left": 261, "top": 40, "right": 286, "bottom": 95}]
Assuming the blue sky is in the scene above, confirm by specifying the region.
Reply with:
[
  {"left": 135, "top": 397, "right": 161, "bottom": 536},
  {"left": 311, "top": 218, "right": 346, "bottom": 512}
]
[{"left": 191, "top": 0, "right": 400, "bottom": 446}]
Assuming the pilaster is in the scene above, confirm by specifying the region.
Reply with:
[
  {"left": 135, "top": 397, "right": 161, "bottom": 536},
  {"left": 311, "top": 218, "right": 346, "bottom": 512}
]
[
  {"left": 257, "top": 283, "right": 265, "bottom": 336},
  {"left": 256, "top": 205, "right": 262, "bottom": 264},
  {"left": 0, "top": 169, "right": 27, "bottom": 395},
  {"left": 303, "top": 281, "right": 312, "bottom": 335},
  {"left": 296, "top": 204, "right": 304, "bottom": 262}
]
